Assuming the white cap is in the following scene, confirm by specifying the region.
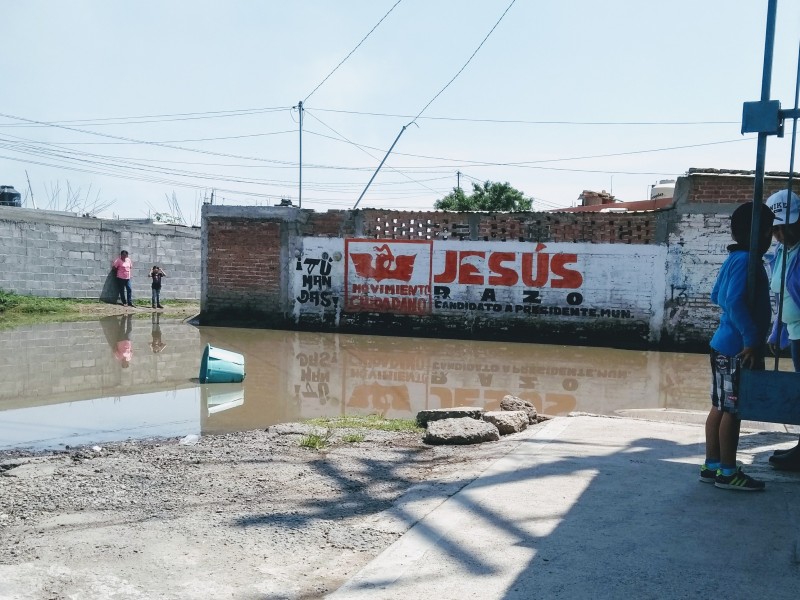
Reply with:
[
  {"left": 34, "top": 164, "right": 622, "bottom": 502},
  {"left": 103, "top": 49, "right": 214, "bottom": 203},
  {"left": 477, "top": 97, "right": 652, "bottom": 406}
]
[{"left": 765, "top": 189, "right": 800, "bottom": 225}]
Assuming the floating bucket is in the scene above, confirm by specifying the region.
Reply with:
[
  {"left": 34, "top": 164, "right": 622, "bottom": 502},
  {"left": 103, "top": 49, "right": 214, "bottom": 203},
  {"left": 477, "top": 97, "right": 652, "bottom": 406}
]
[{"left": 199, "top": 344, "right": 245, "bottom": 384}]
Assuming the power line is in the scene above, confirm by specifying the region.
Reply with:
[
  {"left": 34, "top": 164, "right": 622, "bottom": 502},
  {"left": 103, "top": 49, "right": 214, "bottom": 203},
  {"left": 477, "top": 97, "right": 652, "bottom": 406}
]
[
  {"left": 5, "top": 130, "right": 297, "bottom": 145},
  {"left": 0, "top": 106, "right": 289, "bottom": 127},
  {"left": 311, "top": 106, "right": 740, "bottom": 126},
  {"left": 304, "top": 0, "right": 404, "bottom": 103},
  {"left": 304, "top": 109, "right": 440, "bottom": 194},
  {"left": 413, "top": 0, "right": 516, "bottom": 121},
  {"left": 302, "top": 128, "right": 752, "bottom": 170}
]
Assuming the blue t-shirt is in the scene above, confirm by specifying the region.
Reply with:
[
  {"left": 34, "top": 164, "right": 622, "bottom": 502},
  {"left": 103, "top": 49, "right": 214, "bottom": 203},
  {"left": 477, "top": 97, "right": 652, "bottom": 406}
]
[{"left": 710, "top": 248, "right": 772, "bottom": 356}]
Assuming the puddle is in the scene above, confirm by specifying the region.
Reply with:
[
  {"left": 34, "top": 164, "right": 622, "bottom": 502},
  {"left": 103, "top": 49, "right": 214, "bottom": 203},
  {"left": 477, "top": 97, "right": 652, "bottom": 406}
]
[{"left": 0, "top": 317, "right": 741, "bottom": 450}]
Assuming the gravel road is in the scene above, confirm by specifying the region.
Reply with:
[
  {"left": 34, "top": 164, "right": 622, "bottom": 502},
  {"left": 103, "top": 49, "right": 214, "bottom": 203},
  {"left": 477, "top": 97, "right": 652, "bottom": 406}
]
[{"left": 0, "top": 423, "right": 537, "bottom": 599}]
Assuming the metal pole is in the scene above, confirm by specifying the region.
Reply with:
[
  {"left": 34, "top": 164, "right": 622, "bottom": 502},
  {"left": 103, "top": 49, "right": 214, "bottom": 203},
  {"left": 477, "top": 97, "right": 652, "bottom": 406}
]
[
  {"left": 298, "top": 100, "right": 303, "bottom": 209},
  {"left": 353, "top": 124, "right": 408, "bottom": 209},
  {"left": 748, "top": 0, "right": 778, "bottom": 309}
]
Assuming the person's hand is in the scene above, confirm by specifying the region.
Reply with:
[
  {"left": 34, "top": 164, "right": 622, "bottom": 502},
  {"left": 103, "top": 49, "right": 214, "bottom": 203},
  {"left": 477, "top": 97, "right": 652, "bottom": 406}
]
[{"left": 737, "top": 346, "right": 757, "bottom": 368}]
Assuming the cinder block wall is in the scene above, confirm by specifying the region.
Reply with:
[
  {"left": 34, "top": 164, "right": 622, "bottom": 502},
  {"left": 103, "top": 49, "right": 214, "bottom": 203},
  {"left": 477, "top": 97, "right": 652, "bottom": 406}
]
[{"left": 0, "top": 207, "right": 201, "bottom": 301}]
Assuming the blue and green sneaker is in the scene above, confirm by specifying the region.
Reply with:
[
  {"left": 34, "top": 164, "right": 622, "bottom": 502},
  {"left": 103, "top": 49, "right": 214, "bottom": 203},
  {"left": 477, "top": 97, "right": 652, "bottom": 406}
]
[
  {"left": 714, "top": 467, "right": 765, "bottom": 491},
  {"left": 699, "top": 465, "right": 718, "bottom": 483}
]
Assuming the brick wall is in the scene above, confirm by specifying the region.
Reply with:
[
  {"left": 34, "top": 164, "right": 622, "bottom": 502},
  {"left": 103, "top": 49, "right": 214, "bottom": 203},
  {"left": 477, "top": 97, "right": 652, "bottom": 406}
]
[
  {"left": 0, "top": 207, "right": 201, "bottom": 301},
  {"left": 685, "top": 168, "right": 794, "bottom": 204},
  {"left": 201, "top": 206, "right": 291, "bottom": 325},
  {"left": 201, "top": 170, "right": 794, "bottom": 350}
]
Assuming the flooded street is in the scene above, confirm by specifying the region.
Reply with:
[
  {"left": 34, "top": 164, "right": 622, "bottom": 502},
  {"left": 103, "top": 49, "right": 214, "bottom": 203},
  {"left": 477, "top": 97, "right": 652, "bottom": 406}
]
[{"left": 0, "top": 316, "right": 717, "bottom": 450}]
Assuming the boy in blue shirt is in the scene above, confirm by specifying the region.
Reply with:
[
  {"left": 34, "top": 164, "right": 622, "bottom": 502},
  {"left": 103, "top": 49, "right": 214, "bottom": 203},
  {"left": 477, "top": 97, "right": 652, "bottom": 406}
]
[{"left": 701, "top": 201, "right": 775, "bottom": 490}]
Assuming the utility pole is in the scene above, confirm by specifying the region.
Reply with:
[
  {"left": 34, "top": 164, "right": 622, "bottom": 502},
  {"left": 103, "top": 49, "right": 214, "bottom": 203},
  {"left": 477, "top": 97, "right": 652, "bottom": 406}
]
[
  {"left": 296, "top": 100, "right": 304, "bottom": 209},
  {"left": 456, "top": 170, "right": 461, "bottom": 193},
  {"left": 353, "top": 123, "right": 411, "bottom": 209},
  {"left": 25, "top": 170, "right": 36, "bottom": 209}
]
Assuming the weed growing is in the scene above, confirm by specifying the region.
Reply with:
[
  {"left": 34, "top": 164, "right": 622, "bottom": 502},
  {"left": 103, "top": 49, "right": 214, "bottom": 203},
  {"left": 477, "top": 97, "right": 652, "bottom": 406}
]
[{"left": 304, "top": 414, "right": 422, "bottom": 433}]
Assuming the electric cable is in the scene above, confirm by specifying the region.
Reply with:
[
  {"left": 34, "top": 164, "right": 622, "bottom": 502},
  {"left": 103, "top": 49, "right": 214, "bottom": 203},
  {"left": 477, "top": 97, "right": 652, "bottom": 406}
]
[
  {"left": 412, "top": 0, "right": 516, "bottom": 121},
  {"left": 304, "top": 0, "right": 404, "bottom": 103}
]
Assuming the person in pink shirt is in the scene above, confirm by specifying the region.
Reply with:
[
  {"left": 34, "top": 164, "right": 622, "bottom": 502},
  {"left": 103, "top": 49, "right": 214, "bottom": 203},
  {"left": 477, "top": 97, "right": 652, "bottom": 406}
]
[{"left": 111, "top": 250, "right": 134, "bottom": 307}]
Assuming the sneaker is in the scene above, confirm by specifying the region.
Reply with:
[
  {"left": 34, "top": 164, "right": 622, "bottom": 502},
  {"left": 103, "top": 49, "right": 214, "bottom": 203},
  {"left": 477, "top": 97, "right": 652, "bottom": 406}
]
[
  {"left": 714, "top": 467, "right": 765, "bottom": 491},
  {"left": 127, "top": 303, "right": 135, "bottom": 308},
  {"left": 157, "top": 304, "right": 164, "bottom": 309},
  {"left": 699, "top": 465, "right": 718, "bottom": 483}
]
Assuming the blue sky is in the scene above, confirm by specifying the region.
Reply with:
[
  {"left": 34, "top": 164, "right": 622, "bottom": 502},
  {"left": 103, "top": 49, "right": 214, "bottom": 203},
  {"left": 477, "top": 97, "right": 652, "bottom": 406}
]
[{"left": 3, "top": 1, "right": 800, "bottom": 223}]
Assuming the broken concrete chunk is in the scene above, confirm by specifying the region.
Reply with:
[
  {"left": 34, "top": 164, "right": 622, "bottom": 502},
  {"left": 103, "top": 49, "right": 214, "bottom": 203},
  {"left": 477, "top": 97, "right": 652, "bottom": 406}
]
[
  {"left": 423, "top": 417, "right": 500, "bottom": 445},
  {"left": 416, "top": 407, "right": 484, "bottom": 428},
  {"left": 483, "top": 411, "right": 528, "bottom": 435}
]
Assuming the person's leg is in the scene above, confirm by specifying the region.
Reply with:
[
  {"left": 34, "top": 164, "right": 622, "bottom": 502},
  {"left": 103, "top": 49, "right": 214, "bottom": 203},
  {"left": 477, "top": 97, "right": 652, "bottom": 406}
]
[
  {"left": 771, "top": 339, "right": 800, "bottom": 460},
  {"left": 125, "top": 279, "right": 133, "bottom": 306},
  {"left": 116, "top": 278, "right": 126, "bottom": 304},
  {"left": 714, "top": 356, "right": 765, "bottom": 490},
  {"left": 151, "top": 288, "right": 156, "bottom": 308},
  {"left": 718, "top": 412, "right": 741, "bottom": 467},
  {"left": 791, "top": 339, "right": 800, "bottom": 372},
  {"left": 701, "top": 352, "right": 723, "bottom": 482},
  {"left": 156, "top": 288, "right": 162, "bottom": 308}
]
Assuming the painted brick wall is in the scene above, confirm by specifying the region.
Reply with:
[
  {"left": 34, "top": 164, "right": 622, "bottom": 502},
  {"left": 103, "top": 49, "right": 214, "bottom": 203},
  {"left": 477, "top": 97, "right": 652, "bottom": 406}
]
[
  {"left": 0, "top": 207, "right": 201, "bottom": 301},
  {"left": 201, "top": 170, "right": 791, "bottom": 350}
]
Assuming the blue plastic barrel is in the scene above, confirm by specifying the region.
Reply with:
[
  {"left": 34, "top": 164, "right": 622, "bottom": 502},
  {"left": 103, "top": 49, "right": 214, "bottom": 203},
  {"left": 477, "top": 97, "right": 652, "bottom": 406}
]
[{"left": 199, "top": 344, "right": 246, "bottom": 383}]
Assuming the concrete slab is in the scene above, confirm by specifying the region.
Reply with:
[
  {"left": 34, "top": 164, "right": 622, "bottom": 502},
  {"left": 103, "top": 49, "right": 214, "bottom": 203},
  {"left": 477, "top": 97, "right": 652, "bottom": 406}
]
[{"left": 330, "top": 415, "right": 800, "bottom": 599}]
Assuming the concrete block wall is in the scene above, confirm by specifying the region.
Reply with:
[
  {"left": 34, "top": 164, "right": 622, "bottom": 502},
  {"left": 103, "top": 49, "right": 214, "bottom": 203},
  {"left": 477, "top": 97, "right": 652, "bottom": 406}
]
[{"left": 0, "top": 207, "right": 201, "bottom": 301}]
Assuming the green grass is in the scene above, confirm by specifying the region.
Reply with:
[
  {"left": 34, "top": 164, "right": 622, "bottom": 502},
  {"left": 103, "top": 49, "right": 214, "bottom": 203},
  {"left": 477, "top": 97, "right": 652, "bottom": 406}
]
[
  {"left": 0, "top": 290, "right": 198, "bottom": 329},
  {"left": 0, "top": 290, "right": 82, "bottom": 328},
  {"left": 304, "top": 415, "right": 422, "bottom": 433},
  {"left": 299, "top": 430, "right": 333, "bottom": 450},
  {"left": 341, "top": 433, "right": 365, "bottom": 443}
]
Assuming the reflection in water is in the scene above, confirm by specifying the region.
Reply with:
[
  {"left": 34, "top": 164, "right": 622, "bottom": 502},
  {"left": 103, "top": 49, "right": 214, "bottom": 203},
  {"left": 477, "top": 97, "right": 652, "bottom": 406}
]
[
  {"left": 0, "top": 320, "right": 732, "bottom": 449},
  {"left": 150, "top": 313, "right": 167, "bottom": 354},
  {"left": 100, "top": 314, "right": 134, "bottom": 368}
]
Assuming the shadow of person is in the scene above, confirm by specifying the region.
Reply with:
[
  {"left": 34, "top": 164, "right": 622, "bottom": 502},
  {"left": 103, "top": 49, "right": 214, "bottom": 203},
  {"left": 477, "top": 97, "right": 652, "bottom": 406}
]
[
  {"left": 100, "top": 269, "right": 122, "bottom": 304},
  {"left": 100, "top": 314, "right": 134, "bottom": 368},
  {"left": 150, "top": 312, "right": 167, "bottom": 354}
]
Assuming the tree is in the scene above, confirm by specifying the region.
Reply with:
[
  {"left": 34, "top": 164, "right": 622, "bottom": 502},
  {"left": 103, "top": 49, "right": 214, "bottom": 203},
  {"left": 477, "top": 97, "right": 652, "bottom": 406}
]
[{"left": 434, "top": 180, "right": 533, "bottom": 212}]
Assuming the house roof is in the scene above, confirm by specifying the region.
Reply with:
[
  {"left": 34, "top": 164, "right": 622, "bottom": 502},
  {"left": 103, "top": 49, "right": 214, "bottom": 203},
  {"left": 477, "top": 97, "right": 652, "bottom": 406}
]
[{"left": 552, "top": 197, "right": 674, "bottom": 213}]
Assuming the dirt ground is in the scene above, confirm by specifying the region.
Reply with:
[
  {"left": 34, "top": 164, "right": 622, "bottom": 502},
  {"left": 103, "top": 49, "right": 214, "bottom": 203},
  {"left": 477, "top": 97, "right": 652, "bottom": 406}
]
[
  {"left": 0, "top": 423, "right": 540, "bottom": 600},
  {"left": 74, "top": 301, "right": 199, "bottom": 320}
]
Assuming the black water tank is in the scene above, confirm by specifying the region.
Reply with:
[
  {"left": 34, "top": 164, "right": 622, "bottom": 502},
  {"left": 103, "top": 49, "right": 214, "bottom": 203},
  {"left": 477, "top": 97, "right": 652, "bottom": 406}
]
[{"left": 0, "top": 185, "right": 22, "bottom": 207}]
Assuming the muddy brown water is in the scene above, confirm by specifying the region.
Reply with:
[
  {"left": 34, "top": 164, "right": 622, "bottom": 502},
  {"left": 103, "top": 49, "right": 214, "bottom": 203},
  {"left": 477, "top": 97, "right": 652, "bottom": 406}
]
[{"left": 0, "top": 316, "right": 720, "bottom": 450}]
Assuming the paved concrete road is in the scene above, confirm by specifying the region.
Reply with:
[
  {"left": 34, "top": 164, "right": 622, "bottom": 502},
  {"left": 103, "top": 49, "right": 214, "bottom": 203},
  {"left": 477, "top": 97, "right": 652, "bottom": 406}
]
[{"left": 330, "top": 415, "right": 800, "bottom": 599}]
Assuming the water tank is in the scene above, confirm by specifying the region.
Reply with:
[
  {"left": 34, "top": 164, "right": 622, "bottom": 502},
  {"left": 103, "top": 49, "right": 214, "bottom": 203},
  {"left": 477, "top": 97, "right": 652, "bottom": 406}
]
[
  {"left": 650, "top": 179, "right": 675, "bottom": 201},
  {"left": 0, "top": 185, "right": 22, "bottom": 207}
]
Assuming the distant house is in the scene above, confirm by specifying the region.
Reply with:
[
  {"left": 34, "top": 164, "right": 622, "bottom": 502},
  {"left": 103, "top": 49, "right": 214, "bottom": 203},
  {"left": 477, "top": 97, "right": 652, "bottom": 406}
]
[{"left": 554, "top": 180, "right": 675, "bottom": 213}]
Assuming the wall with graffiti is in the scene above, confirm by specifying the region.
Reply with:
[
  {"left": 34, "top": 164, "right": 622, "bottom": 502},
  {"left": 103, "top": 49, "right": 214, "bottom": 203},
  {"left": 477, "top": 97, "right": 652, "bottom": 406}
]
[
  {"left": 205, "top": 171, "right": 797, "bottom": 349},
  {"left": 292, "top": 237, "right": 667, "bottom": 347}
]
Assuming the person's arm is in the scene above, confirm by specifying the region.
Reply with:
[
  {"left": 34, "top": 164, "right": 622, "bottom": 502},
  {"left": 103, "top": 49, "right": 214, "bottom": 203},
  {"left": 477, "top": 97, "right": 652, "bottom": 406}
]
[
  {"left": 784, "top": 250, "right": 800, "bottom": 307},
  {"left": 723, "top": 257, "right": 761, "bottom": 366}
]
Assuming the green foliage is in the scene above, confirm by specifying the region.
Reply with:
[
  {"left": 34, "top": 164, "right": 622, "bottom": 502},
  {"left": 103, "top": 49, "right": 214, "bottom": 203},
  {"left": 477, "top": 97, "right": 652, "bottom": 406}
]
[
  {"left": 434, "top": 181, "right": 533, "bottom": 212},
  {"left": 299, "top": 429, "right": 333, "bottom": 450},
  {"left": 0, "top": 290, "right": 78, "bottom": 315}
]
